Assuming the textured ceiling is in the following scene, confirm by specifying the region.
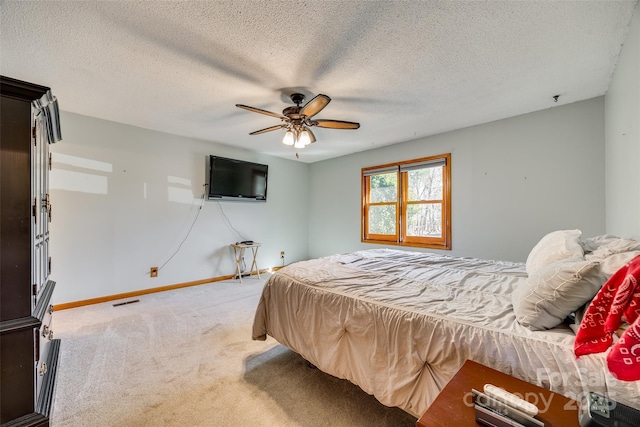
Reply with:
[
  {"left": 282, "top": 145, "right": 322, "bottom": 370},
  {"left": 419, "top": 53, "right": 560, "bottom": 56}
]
[{"left": 1, "top": 1, "right": 637, "bottom": 163}]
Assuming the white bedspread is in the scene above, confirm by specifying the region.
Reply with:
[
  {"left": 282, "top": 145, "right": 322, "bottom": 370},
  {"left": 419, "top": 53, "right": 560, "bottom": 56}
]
[{"left": 252, "top": 249, "right": 640, "bottom": 417}]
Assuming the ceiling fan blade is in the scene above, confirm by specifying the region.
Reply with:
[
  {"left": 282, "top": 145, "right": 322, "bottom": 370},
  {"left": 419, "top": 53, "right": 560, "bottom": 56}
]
[
  {"left": 300, "top": 94, "right": 331, "bottom": 118},
  {"left": 236, "top": 104, "right": 285, "bottom": 119},
  {"left": 249, "top": 124, "right": 286, "bottom": 135},
  {"left": 314, "top": 119, "right": 360, "bottom": 130}
]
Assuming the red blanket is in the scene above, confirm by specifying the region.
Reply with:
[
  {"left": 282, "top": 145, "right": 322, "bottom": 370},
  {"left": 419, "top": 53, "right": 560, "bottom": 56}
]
[{"left": 574, "top": 254, "right": 640, "bottom": 381}]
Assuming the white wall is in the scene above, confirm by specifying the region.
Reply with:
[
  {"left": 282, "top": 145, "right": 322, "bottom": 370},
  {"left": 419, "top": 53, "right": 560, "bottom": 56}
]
[
  {"left": 605, "top": 3, "right": 640, "bottom": 239},
  {"left": 50, "top": 112, "right": 309, "bottom": 304},
  {"left": 51, "top": 96, "right": 608, "bottom": 305},
  {"left": 308, "top": 97, "right": 606, "bottom": 262}
]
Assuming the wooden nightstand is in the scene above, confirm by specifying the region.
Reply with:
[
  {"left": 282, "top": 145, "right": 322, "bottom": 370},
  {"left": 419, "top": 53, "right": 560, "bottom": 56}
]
[{"left": 416, "top": 360, "right": 581, "bottom": 427}]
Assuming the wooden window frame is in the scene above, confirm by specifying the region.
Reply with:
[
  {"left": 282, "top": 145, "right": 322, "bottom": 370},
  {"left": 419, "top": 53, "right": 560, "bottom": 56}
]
[{"left": 361, "top": 153, "right": 451, "bottom": 250}]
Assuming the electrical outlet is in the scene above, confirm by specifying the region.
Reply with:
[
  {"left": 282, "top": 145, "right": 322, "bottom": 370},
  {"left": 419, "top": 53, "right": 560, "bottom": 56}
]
[
  {"left": 280, "top": 251, "right": 285, "bottom": 259},
  {"left": 150, "top": 267, "right": 158, "bottom": 277}
]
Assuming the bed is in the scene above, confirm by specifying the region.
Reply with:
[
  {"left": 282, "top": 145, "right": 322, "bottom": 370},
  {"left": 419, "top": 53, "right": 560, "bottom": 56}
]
[{"left": 252, "top": 232, "right": 640, "bottom": 417}]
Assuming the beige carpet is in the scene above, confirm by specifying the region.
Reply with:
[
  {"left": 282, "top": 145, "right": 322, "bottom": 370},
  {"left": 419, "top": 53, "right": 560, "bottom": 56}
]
[{"left": 51, "top": 276, "right": 417, "bottom": 426}]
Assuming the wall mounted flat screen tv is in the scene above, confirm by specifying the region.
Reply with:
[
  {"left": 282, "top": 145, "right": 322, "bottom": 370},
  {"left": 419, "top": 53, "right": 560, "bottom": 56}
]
[{"left": 206, "top": 155, "right": 268, "bottom": 201}]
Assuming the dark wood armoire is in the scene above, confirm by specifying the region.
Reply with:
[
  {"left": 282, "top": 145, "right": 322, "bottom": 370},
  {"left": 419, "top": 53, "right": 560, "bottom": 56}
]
[{"left": 1, "top": 76, "right": 62, "bottom": 426}]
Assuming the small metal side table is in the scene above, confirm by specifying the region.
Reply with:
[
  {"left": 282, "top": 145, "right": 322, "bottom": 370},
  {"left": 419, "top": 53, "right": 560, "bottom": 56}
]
[{"left": 230, "top": 242, "right": 261, "bottom": 283}]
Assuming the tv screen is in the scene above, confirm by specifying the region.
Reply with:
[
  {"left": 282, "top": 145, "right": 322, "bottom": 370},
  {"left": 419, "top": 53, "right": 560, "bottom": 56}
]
[{"left": 207, "top": 156, "right": 268, "bottom": 201}]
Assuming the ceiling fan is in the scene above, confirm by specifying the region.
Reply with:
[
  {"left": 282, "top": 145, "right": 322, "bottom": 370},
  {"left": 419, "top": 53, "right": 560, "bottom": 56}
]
[{"left": 236, "top": 93, "right": 360, "bottom": 150}]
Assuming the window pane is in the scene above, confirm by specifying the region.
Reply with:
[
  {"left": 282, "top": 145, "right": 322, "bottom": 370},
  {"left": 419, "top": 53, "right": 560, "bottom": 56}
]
[
  {"left": 370, "top": 172, "right": 397, "bottom": 202},
  {"left": 406, "top": 203, "right": 442, "bottom": 237},
  {"left": 407, "top": 166, "right": 442, "bottom": 201},
  {"left": 368, "top": 205, "right": 397, "bottom": 235}
]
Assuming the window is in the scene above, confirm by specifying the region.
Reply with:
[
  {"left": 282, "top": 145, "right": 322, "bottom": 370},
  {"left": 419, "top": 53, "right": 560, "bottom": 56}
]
[{"left": 362, "top": 153, "right": 451, "bottom": 249}]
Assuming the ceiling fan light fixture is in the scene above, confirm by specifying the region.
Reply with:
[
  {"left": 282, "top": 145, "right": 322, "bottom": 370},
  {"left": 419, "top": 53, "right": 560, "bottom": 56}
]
[
  {"left": 299, "top": 129, "right": 312, "bottom": 146},
  {"left": 282, "top": 130, "right": 295, "bottom": 146},
  {"left": 294, "top": 137, "right": 306, "bottom": 149}
]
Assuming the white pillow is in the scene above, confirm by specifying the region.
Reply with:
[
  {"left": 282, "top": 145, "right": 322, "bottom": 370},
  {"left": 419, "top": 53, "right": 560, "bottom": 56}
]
[
  {"left": 587, "top": 237, "right": 640, "bottom": 257},
  {"left": 580, "top": 234, "right": 620, "bottom": 253},
  {"left": 583, "top": 236, "right": 640, "bottom": 275},
  {"left": 513, "top": 258, "right": 604, "bottom": 331},
  {"left": 526, "top": 229, "right": 583, "bottom": 276}
]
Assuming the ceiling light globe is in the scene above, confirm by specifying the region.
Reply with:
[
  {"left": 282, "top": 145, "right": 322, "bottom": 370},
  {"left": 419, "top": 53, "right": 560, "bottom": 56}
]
[
  {"left": 282, "top": 130, "right": 295, "bottom": 146},
  {"left": 299, "top": 130, "right": 312, "bottom": 146}
]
